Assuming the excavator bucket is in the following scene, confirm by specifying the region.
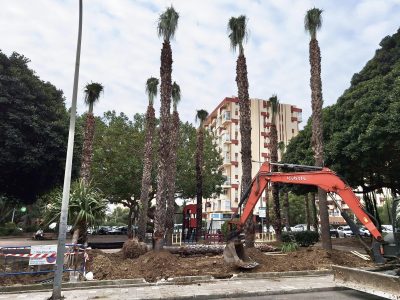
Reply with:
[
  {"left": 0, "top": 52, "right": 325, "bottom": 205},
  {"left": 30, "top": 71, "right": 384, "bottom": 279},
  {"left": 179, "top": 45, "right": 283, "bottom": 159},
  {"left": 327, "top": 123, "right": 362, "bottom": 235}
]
[{"left": 223, "top": 238, "right": 259, "bottom": 269}]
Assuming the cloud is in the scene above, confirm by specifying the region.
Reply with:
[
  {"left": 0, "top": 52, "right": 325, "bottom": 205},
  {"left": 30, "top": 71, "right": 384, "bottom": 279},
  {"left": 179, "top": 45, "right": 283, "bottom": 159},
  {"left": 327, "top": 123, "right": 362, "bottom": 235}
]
[{"left": 1, "top": 0, "right": 399, "bottom": 128}]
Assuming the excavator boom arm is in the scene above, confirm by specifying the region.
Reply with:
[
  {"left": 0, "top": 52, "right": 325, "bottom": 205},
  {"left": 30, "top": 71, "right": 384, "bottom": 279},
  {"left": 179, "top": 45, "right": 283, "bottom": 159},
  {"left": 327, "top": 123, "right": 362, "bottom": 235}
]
[{"left": 239, "top": 162, "right": 382, "bottom": 241}]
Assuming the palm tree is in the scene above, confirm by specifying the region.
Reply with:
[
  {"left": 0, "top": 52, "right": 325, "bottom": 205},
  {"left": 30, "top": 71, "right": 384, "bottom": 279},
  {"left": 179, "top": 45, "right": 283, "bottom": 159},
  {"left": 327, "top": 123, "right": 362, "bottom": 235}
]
[
  {"left": 305, "top": 8, "right": 331, "bottom": 250},
  {"left": 305, "top": 193, "right": 311, "bottom": 230},
  {"left": 269, "top": 95, "right": 282, "bottom": 241},
  {"left": 195, "top": 109, "right": 208, "bottom": 241},
  {"left": 154, "top": 6, "right": 179, "bottom": 251},
  {"left": 165, "top": 82, "right": 181, "bottom": 245},
  {"left": 43, "top": 180, "right": 107, "bottom": 245},
  {"left": 80, "top": 82, "right": 104, "bottom": 185},
  {"left": 137, "top": 77, "right": 159, "bottom": 241},
  {"left": 227, "top": 15, "right": 254, "bottom": 247}
]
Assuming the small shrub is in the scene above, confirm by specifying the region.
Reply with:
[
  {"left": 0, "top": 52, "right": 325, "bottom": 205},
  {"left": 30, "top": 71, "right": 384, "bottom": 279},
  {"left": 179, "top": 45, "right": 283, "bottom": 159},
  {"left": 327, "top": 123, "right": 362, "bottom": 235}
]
[
  {"left": 281, "top": 242, "right": 299, "bottom": 253},
  {"left": 295, "top": 230, "right": 319, "bottom": 246},
  {"left": 281, "top": 230, "right": 319, "bottom": 247},
  {"left": 0, "top": 222, "right": 22, "bottom": 236}
]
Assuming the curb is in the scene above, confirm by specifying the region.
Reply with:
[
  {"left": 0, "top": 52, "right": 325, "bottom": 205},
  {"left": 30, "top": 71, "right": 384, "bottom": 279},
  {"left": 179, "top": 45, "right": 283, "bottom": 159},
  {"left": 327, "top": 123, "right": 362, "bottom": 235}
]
[
  {"left": 139, "top": 287, "right": 348, "bottom": 300},
  {"left": 0, "top": 270, "right": 333, "bottom": 294}
]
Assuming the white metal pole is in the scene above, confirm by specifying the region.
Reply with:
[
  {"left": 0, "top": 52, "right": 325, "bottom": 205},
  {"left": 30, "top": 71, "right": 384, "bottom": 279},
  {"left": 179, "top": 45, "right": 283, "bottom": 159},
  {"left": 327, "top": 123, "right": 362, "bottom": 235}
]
[{"left": 52, "top": 0, "right": 82, "bottom": 298}]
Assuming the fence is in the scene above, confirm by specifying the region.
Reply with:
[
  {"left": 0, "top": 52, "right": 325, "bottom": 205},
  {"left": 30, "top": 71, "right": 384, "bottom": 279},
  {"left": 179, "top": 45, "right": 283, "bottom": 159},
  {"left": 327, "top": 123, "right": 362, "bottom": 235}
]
[
  {"left": 0, "top": 244, "right": 87, "bottom": 277},
  {"left": 255, "top": 232, "right": 276, "bottom": 242}
]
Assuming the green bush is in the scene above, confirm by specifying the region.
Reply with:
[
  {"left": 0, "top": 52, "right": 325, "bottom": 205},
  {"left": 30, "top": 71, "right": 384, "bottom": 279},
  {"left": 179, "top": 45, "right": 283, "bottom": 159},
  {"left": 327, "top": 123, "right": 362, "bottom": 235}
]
[
  {"left": 282, "top": 230, "right": 319, "bottom": 247},
  {"left": 281, "top": 242, "right": 299, "bottom": 253},
  {"left": 0, "top": 222, "right": 23, "bottom": 236},
  {"left": 221, "top": 219, "right": 238, "bottom": 240}
]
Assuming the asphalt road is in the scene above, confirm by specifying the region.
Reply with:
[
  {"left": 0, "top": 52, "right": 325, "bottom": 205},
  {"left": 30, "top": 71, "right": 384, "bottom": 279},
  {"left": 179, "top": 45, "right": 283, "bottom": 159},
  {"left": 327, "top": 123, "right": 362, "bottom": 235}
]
[{"left": 222, "top": 290, "right": 385, "bottom": 300}]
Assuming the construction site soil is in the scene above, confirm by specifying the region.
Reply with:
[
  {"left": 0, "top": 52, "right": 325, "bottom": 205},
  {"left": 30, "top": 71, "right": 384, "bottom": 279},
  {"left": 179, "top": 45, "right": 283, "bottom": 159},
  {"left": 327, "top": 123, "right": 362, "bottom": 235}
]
[
  {"left": 0, "top": 238, "right": 373, "bottom": 286},
  {"left": 87, "top": 245, "right": 373, "bottom": 282}
]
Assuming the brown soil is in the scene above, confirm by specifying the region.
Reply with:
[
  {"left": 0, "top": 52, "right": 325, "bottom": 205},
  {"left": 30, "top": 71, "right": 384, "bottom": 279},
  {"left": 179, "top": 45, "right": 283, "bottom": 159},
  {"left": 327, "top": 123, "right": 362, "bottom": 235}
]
[
  {"left": 85, "top": 245, "right": 373, "bottom": 282},
  {"left": 0, "top": 240, "right": 374, "bottom": 286}
]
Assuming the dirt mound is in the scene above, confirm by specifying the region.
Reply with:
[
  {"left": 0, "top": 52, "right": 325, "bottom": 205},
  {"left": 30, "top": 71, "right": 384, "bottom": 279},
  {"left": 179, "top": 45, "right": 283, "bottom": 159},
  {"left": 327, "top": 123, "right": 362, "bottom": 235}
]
[
  {"left": 122, "top": 239, "right": 147, "bottom": 259},
  {"left": 244, "top": 247, "right": 372, "bottom": 273},
  {"left": 91, "top": 254, "right": 114, "bottom": 280}
]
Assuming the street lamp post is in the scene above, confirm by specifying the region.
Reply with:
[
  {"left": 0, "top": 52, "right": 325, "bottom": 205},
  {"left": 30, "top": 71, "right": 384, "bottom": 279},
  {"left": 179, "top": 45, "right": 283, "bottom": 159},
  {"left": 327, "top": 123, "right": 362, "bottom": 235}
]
[{"left": 51, "top": 0, "right": 83, "bottom": 299}]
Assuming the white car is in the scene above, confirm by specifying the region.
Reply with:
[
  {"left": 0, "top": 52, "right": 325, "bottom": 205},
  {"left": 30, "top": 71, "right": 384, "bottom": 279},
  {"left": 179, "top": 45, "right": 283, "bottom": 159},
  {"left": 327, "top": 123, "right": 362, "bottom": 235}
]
[
  {"left": 337, "top": 225, "right": 355, "bottom": 238},
  {"left": 381, "top": 225, "right": 393, "bottom": 233},
  {"left": 291, "top": 224, "right": 307, "bottom": 232},
  {"left": 359, "top": 226, "right": 371, "bottom": 237}
]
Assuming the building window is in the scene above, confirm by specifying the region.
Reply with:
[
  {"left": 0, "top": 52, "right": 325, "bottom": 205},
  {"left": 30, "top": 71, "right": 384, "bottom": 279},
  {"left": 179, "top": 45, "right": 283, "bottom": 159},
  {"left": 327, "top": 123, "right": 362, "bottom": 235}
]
[{"left": 292, "top": 128, "right": 294, "bottom": 134}]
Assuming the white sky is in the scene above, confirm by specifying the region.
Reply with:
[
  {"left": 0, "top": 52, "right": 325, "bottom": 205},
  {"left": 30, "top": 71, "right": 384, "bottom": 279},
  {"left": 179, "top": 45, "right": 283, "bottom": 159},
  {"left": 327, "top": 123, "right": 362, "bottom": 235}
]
[{"left": 1, "top": 0, "right": 399, "bottom": 127}]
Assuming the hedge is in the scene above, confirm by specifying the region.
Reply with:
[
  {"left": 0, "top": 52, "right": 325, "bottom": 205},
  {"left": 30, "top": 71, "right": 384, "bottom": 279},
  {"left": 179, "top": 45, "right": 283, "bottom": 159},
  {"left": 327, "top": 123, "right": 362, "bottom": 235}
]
[{"left": 281, "top": 230, "right": 319, "bottom": 247}]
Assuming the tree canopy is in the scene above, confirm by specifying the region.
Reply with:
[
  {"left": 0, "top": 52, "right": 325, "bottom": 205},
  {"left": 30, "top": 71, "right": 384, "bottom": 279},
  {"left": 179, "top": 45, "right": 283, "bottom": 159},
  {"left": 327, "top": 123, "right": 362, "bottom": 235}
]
[{"left": 0, "top": 51, "right": 78, "bottom": 204}]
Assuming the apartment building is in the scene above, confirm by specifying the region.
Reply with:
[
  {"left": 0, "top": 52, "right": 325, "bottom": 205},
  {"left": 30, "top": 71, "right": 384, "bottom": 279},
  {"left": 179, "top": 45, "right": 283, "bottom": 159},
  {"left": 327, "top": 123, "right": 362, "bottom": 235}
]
[{"left": 203, "top": 97, "right": 302, "bottom": 221}]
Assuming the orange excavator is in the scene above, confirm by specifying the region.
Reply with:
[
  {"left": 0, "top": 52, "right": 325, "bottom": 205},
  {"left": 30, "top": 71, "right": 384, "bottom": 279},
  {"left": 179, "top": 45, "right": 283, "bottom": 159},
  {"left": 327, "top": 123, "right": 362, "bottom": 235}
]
[{"left": 223, "top": 162, "right": 400, "bottom": 269}]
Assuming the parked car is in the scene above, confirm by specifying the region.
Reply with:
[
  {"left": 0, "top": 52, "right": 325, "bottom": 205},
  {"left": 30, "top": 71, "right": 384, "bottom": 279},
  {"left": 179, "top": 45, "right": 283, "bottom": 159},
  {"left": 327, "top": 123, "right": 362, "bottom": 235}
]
[
  {"left": 291, "top": 224, "right": 307, "bottom": 232},
  {"left": 381, "top": 225, "right": 393, "bottom": 233},
  {"left": 329, "top": 225, "right": 339, "bottom": 238},
  {"left": 108, "top": 226, "right": 123, "bottom": 235},
  {"left": 96, "top": 226, "right": 110, "bottom": 235},
  {"left": 359, "top": 226, "right": 371, "bottom": 237},
  {"left": 337, "top": 225, "right": 354, "bottom": 238}
]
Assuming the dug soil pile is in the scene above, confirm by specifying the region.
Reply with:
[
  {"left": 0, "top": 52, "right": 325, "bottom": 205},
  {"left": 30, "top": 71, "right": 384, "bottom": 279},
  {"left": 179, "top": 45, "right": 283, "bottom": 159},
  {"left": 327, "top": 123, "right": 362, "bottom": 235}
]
[{"left": 87, "top": 246, "right": 373, "bottom": 282}]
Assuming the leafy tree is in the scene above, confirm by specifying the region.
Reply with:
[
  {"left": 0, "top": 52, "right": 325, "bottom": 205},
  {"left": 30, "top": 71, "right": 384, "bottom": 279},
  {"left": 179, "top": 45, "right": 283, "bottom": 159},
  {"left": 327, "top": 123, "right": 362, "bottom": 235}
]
[
  {"left": 154, "top": 6, "right": 179, "bottom": 251},
  {"left": 305, "top": 7, "right": 331, "bottom": 250},
  {"left": 80, "top": 82, "right": 103, "bottom": 184},
  {"left": 0, "top": 51, "right": 81, "bottom": 206},
  {"left": 138, "top": 77, "right": 159, "bottom": 241},
  {"left": 105, "top": 207, "right": 130, "bottom": 226},
  {"left": 228, "top": 15, "right": 254, "bottom": 247},
  {"left": 165, "top": 82, "right": 181, "bottom": 245},
  {"left": 91, "top": 111, "right": 145, "bottom": 234},
  {"left": 42, "top": 179, "right": 107, "bottom": 244}
]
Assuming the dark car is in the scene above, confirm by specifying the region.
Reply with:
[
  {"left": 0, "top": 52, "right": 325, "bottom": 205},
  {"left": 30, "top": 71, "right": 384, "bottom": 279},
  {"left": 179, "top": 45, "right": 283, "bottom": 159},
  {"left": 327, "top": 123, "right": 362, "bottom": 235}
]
[{"left": 330, "top": 225, "right": 339, "bottom": 238}]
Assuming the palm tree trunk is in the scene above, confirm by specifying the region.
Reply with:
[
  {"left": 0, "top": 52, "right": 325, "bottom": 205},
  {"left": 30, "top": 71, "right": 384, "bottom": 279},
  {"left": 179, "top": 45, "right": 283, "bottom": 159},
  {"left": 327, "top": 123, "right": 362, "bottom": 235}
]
[
  {"left": 265, "top": 190, "right": 270, "bottom": 233},
  {"left": 80, "top": 113, "right": 95, "bottom": 185},
  {"left": 195, "top": 127, "right": 204, "bottom": 241},
  {"left": 309, "top": 38, "right": 331, "bottom": 250},
  {"left": 236, "top": 54, "right": 254, "bottom": 248},
  {"left": 283, "top": 191, "right": 290, "bottom": 231},
  {"left": 165, "top": 111, "right": 180, "bottom": 245},
  {"left": 270, "top": 124, "right": 282, "bottom": 241},
  {"left": 154, "top": 41, "right": 173, "bottom": 250},
  {"left": 128, "top": 205, "right": 135, "bottom": 238},
  {"left": 311, "top": 192, "right": 319, "bottom": 233},
  {"left": 305, "top": 194, "right": 311, "bottom": 231},
  {"left": 138, "top": 105, "right": 156, "bottom": 242}
]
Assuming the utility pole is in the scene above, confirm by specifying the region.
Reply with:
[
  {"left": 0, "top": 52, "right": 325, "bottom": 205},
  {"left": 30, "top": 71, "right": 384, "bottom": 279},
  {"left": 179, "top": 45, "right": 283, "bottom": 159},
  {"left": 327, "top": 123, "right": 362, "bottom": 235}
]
[{"left": 52, "top": 0, "right": 82, "bottom": 299}]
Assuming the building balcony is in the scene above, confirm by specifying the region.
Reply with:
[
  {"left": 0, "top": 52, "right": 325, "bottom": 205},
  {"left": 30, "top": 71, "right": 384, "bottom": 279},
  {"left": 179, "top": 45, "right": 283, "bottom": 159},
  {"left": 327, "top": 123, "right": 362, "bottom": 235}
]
[
  {"left": 223, "top": 134, "right": 231, "bottom": 143},
  {"left": 223, "top": 156, "right": 231, "bottom": 166},
  {"left": 221, "top": 178, "right": 231, "bottom": 188},
  {"left": 222, "top": 111, "right": 231, "bottom": 124}
]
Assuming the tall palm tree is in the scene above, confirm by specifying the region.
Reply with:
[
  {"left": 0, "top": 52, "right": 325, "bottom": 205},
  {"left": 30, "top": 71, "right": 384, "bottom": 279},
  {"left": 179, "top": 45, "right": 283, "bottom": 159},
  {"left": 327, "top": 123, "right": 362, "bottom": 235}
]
[
  {"left": 227, "top": 15, "right": 254, "bottom": 247},
  {"left": 154, "top": 6, "right": 179, "bottom": 250},
  {"left": 269, "top": 95, "right": 282, "bottom": 241},
  {"left": 165, "top": 82, "right": 181, "bottom": 245},
  {"left": 305, "top": 8, "right": 331, "bottom": 250},
  {"left": 195, "top": 109, "right": 208, "bottom": 241},
  {"left": 80, "top": 82, "right": 104, "bottom": 185},
  {"left": 137, "top": 77, "right": 159, "bottom": 241}
]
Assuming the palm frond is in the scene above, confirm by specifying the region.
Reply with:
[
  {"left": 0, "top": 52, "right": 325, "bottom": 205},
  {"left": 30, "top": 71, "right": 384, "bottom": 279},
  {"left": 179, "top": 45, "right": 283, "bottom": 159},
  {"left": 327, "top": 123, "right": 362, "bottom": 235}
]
[
  {"left": 195, "top": 109, "right": 209, "bottom": 125},
  {"left": 172, "top": 82, "right": 181, "bottom": 112},
  {"left": 146, "top": 77, "right": 159, "bottom": 106},
  {"left": 157, "top": 6, "right": 179, "bottom": 42},
  {"left": 304, "top": 8, "right": 323, "bottom": 39},
  {"left": 269, "top": 94, "right": 279, "bottom": 121},
  {"left": 227, "top": 15, "right": 248, "bottom": 54},
  {"left": 84, "top": 82, "right": 104, "bottom": 106}
]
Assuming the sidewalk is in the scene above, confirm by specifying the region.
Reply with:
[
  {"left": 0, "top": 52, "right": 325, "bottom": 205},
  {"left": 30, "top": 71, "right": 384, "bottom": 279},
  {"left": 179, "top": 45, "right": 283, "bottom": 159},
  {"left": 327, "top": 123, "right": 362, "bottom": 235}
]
[{"left": 0, "top": 275, "right": 341, "bottom": 300}]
